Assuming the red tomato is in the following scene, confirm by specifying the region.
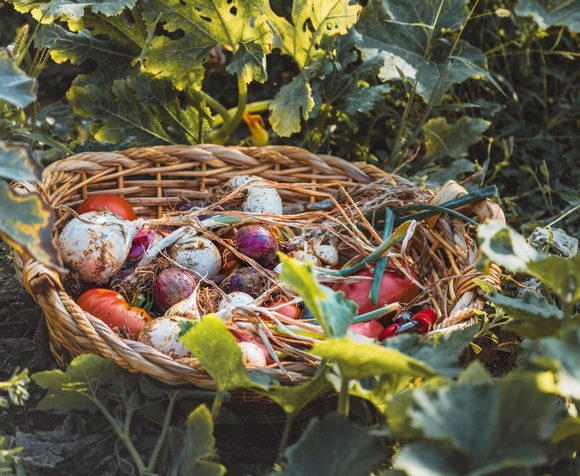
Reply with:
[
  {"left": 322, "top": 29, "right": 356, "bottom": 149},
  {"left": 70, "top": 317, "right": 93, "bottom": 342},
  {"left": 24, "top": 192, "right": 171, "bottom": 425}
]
[
  {"left": 77, "top": 194, "right": 137, "bottom": 220},
  {"left": 76, "top": 288, "right": 151, "bottom": 339},
  {"left": 266, "top": 298, "right": 302, "bottom": 319},
  {"left": 332, "top": 269, "right": 420, "bottom": 315},
  {"left": 348, "top": 320, "right": 384, "bottom": 339}
]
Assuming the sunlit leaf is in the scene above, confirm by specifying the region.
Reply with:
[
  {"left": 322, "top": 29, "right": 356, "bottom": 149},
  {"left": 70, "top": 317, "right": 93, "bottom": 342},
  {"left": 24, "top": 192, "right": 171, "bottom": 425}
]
[
  {"left": 477, "top": 219, "right": 542, "bottom": 273},
  {"left": 0, "top": 50, "right": 37, "bottom": 109},
  {"left": 526, "top": 328, "right": 580, "bottom": 400},
  {"left": 527, "top": 254, "right": 580, "bottom": 305},
  {"left": 392, "top": 371, "right": 564, "bottom": 475},
  {"left": 264, "top": 0, "right": 362, "bottom": 69},
  {"left": 269, "top": 71, "right": 315, "bottom": 137},
  {"left": 33, "top": 354, "right": 120, "bottom": 413},
  {"left": 422, "top": 116, "right": 490, "bottom": 161},
  {"left": 311, "top": 337, "right": 436, "bottom": 381},
  {"left": 255, "top": 373, "right": 331, "bottom": 416},
  {"left": 180, "top": 315, "right": 253, "bottom": 392},
  {"left": 515, "top": 0, "right": 580, "bottom": 32},
  {"left": 0, "top": 181, "right": 61, "bottom": 270},
  {"left": 278, "top": 413, "right": 384, "bottom": 476},
  {"left": 143, "top": 0, "right": 272, "bottom": 87},
  {"left": 0, "top": 143, "right": 43, "bottom": 182},
  {"left": 278, "top": 254, "right": 357, "bottom": 337},
  {"left": 11, "top": 0, "right": 137, "bottom": 22},
  {"left": 487, "top": 291, "right": 565, "bottom": 338},
  {"left": 172, "top": 404, "right": 226, "bottom": 476},
  {"left": 355, "top": 0, "right": 492, "bottom": 103}
]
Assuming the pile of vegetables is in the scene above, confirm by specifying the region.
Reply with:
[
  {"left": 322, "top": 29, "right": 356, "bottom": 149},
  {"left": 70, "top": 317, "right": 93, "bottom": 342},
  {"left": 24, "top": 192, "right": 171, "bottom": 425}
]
[{"left": 57, "top": 177, "right": 435, "bottom": 369}]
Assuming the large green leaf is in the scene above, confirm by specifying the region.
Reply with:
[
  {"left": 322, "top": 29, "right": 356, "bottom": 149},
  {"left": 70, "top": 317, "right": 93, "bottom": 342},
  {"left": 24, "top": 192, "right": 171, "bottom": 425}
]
[
  {"left": 180, "top": 315, "right": 253, "bottom": 392},
  {"left": 264, "top": 0, "right": 362, "bottom": 69},
  {"left": 0, "top": 181, "right": 61, "bottom": 270},
  {"left": 527, "top": 254, "right": 580, "bottom": 305},
  {"left": 422, "top": 116, "right": 490, "bottom": 161},
  {"left": 311, "top": 337, "right": 436, "bottom": 381},
  {"left": 69, "top": 74, "right": 209, "bottom": 146},
  {"left": 33, "top": 354, "right": 120, "bottom": 414},
  {"left": 143, "top": 0, "right": 272, "bottom": 87},
  {"left": 278, "top": 413, "right": 384, "bottom": 476},
  {"left": 355, "top": 0, "right": 490, "bottom": 103},
  {"left": 0, "top": 50, "right": 37, "bottom": 109},
  {"left": 172, "top": 404, "right": 226, "bottom": 476},
  {"left": 36, "top": 19, "right": 144, "bottom": 89},
  {"left": 269, "top": 70, "right": 315, "bottom": 137},
  {"left": 10, "top": 0, "right": 137, "bottom": 22},
  {"left": 526, "top": 328, "right": 580, "bottom": 400},
  {"left": 392, "top": 371, "right": 565, "bottom": 475},
  {"left": 0, "top": 143, "right": 43, "bottom": 182},
  {"left": 515, "top": 0, "right": 580, "bottom": 32},
  {"left": 278, "top": 254, "right": 357, "bottom": 338},
  {"left": 487, "top": 291, "right": 565, "bottom": 338}
]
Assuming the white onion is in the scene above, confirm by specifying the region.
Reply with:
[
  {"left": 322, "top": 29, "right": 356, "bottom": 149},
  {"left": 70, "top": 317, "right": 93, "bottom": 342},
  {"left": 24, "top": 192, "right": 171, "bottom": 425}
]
[
  {"left": 313, "top": 243, "right": 339, "bottom": 267},
  {"left": 226, "top": 175, "right": 283, "bottom": 215},
  {"left": 238, "top": 341, "right": 267, "bottom": 367},
  {"left": 57, "top": 209, "right": 143, "bottom": 284},
  {"left": 164, "top": 285, "right": 201, "bottom": 320},
  {"left": 169, "top": 229, "right": 222, "bottom": 279},
  {"left": 138, "top": 317, "right": 192, "bottom": 359},
  {"left": 216, "top": 291, "right": 255, "bottom": 321}
]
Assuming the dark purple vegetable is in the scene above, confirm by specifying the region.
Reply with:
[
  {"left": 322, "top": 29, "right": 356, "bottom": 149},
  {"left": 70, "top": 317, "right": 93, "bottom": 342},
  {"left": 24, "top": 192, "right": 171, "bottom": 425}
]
[
  {"left": 128, "top": 228, "right": 155, "bottom": 260},
  {"left": 221, "top": 267, "right": 266, "bottom": 297},
  {"left": 153, "top": 267, "right": 196, "bottom": 313},
  {"left": 233, "top": 225, "right": 279, "bottom": 266}
]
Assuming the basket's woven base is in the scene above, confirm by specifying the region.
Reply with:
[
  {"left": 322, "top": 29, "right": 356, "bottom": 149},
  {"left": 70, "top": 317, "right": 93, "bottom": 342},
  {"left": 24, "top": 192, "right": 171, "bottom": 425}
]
[{"left": 15, "top": 145, "right": 504, "bottom": 395}]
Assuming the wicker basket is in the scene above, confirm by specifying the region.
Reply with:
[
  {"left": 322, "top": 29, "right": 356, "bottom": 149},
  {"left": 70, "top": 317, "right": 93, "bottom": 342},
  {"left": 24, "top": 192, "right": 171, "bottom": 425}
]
[{"left": 14, "top": 144, "right": 504, "bottom": 390}]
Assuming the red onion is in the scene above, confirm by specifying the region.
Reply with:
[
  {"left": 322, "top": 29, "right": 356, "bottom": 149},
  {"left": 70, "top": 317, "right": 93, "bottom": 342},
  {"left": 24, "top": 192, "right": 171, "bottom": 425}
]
[
  {"left": 153, "top": 267, "right": 196, "bottom": 313},
  {"left": 128, "top": 228, "right": 155, "bottom": 260},
  {"left": 221, "top": 267, "right": 266, "bottom": 297},
  {"left": 233, "top": 225, "right": 279, "bottom": 266}
]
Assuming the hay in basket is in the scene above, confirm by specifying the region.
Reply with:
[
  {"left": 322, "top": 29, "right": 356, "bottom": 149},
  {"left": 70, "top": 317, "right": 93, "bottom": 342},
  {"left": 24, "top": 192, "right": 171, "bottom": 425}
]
[{"left": 14, "top": 144, "right": 505, "bottom": 391}]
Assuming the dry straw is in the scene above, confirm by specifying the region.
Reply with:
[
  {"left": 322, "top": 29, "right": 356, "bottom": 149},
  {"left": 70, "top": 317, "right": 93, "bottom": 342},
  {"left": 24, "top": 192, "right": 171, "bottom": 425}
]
[{"left": 14, "top": 145, "right": 504, "bottom": 390}]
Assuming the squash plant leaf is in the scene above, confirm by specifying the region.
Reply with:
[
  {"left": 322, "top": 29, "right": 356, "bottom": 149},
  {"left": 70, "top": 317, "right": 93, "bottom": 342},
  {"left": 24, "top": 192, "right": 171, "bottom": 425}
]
[
  {"left": 392, "top": 371, "right": 565, "bottom": 475},
  {"left": 527, "top": 254, "right": 580, "bottom": 305},
  {"left": 526, "top": 328, "right": 580, "bottom": 400},
  {"left": 180, "top": 315, "right": 253, "bottom": 392},
  {"left": 515, "top": 0, "right": 580, "bottom": 32},
  {"left": 10, "top": 0, "right": 137, "bottom": 22},
  {"left": 172, "top": 404, "right": 226, "bottom": 476},
  {"left": 0, "top": 143, "right": 43, "bottom": 182},
  {"left": 312, "top": 337, "right": 436, "bottom": 381},
  {"left": 422, "top": 116, "right": 490, "bottom": 162},
  {"left": 0, "top": 181, "right": 61, "bottom": 270},
  {"left": 279, "top": 413, "right": 384, "bottom": 476},
  {"left": 69, "top": 74, "right": 209, "bottom": 146},
  {"left": 142, "top": 0, "right": 272, "bottom": 87},
  {"left": 487, "top": 291, "right": 565, "bottom": 339},
  {"left": 264, "top": 0, "right": 362, "bottom": 69},
  {"left": 355, "top": 0, "right": 493, "bottom": 103},
  {"left": 0, "top": 50, "right": 37, "bottom": 109},
  {"left": 269, "top": 70, "right": 315, "bottom": 137},
  {"left": 278, "top": 254, "right": 357, "bottom": 337},
  {"left": 32, "top": 354, "right": 120, "bottom": 414}
]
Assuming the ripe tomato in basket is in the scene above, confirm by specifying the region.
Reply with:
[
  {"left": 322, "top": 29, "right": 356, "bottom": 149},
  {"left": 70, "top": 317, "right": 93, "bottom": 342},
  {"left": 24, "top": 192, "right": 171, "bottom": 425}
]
[
  {"left": 76, "top": 289, "right": 151, "bottom": 339},
  {"left": 77, "top": 194, "right": 137, "bottom": 220}
]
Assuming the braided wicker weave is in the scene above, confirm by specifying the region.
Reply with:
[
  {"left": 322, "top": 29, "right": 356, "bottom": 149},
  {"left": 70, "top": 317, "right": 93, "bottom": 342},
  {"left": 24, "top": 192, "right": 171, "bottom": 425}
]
[{"left": 15, "top": 145, "right": 504, "bottom": 390}]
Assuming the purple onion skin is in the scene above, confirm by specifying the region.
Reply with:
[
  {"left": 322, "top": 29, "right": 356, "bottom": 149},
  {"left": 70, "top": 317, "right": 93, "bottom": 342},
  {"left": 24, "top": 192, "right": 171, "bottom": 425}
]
[
  {"left": 221, "top": 267, "right": 265, "bottom": 297},
  {"left": 233, "top": 225, "right": 279, "bottom": 266},
  {"left": 153, "top": 267, "right": 196, "bottom": 313},
  {"left": 128, "top": 229, "right": 155, "bottom": 260}
]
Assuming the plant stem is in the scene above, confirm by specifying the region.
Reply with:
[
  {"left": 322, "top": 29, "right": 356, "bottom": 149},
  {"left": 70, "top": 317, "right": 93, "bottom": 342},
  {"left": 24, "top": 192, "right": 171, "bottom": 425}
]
[
  {"left": 211, "top": 390, "right": 225, "bottom": 421},
  {"left": 205, "top": 75, "right": 248, "bottom": 144},
  {"left": 351, "top": 304, "right": 400, "bottom": 324},
  {"left": 92, "top": 398, "right": 146, "bottom": 475},
  {"left": 277, "top": 412, "right": 297, "bottom": 461},
  {"left": 337, "top": 378, "right": 350, "bottom": 416},
  {"left": 147, "top": 392, "right": 178, "bottom": 473}
]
